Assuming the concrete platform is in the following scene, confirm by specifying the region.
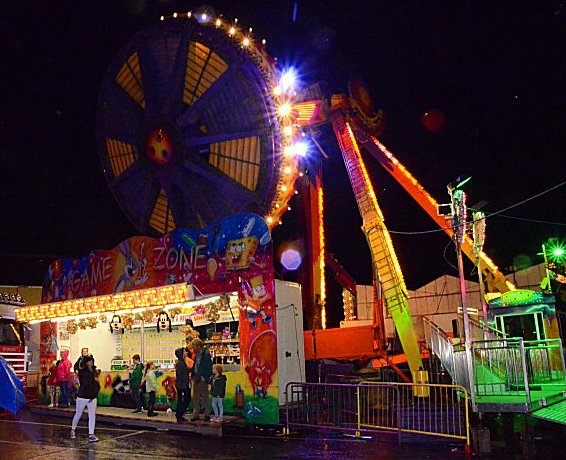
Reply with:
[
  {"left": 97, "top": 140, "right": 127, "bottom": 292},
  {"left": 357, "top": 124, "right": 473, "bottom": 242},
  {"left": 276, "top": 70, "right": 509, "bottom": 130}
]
[{"left": 29, "top": 404, "right": 243, "bottom": 437}]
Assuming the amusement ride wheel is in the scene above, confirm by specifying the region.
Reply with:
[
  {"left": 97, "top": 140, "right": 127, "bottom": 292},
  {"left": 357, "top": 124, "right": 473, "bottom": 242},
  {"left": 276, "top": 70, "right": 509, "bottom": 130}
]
[{"left": 97, "top": 12, "right": 300, "bottom": 235}]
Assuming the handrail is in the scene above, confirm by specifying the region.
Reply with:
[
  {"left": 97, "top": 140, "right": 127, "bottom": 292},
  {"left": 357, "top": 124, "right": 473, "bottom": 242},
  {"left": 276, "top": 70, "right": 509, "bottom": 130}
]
[{"left": 467, "top": 315, "right": 508, "bottom": 338}]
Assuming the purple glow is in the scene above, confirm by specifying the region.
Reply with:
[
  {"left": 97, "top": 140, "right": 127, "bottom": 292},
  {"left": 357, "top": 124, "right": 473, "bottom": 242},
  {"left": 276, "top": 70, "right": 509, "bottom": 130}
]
[{"left": 281, "top": 248, "right": 302, "bottom": 270}]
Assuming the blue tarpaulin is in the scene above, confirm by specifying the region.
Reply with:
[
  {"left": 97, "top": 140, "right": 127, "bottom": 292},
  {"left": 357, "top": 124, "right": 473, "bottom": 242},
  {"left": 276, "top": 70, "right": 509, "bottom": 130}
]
[{"left": 0, "top": 357, "right": 26, "bottom": 414}]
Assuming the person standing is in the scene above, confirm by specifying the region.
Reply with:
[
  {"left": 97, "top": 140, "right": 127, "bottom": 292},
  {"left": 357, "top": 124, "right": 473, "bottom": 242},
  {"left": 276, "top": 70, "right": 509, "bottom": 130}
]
[
  {"left": 210, "top": 364, "right": 227, "bottom": 423},
  {"left": 130, "top": 354, "right": 144, "bottom": 413},
  {"left": 70, "top": 355, "right": 101, "bottom": 442},
  {"left": 142, "top": 362, "right": 158, "bottom": 417},
  {"left": 57, "top": 350, "right": 72, "bottom": 407},
  {"left": 190, "top": 338, "right": 212, "bottom": 422},
  {"left": 174, "top": 348, "right": 191, "bottom": 423},
  {"left": 74, "top": 347, "right": 90, "bottom": 372}
]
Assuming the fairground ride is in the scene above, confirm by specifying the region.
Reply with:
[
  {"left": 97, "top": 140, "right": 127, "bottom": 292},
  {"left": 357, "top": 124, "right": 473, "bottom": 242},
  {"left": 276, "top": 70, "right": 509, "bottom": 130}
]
[
  {"left": 95, "top": 11, "right": 514, "bottom": 381},
  {"left": 292, "top": 84, "right": 517, "bottom": 378}
]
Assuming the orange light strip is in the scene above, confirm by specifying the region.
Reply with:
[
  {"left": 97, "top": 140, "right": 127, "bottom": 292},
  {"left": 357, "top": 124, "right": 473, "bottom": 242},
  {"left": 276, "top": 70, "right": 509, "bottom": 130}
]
[
  {"left": 370, "top": 135, "right": 439, "bottom": 210},
  {"left": 14, "top": 283, "right": 190, "bottom": 323},
  {"left": 318, "top": 183, "right": 326, "bottom": 329}
]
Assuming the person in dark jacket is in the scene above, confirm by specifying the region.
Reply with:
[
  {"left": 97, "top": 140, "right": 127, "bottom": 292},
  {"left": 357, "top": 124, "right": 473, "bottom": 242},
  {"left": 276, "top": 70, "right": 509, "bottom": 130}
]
[
  {"left": 190, "top": 338, "right": 212, "bottom": 421},
  {"left": 73, "top": 347, "right": 90, "bottom": 372},
  {"left": 210, "top": 364, "right": 227, "bottom": 422},
  {"left": 174, "top": 347, "right": 191, "bottom": 423},
  {"left": 130, "top": 354, "right": 144, "bottom": 413},
  {"left": 70, "top": 355, "right": 100, "bottom": 443}
]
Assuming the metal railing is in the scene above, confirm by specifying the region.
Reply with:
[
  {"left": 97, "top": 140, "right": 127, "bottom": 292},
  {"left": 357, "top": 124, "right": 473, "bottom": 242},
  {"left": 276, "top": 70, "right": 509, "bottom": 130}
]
[
  {"left": 424, "top": 316, "right": 566, "bottom": 411},
  {"left": 471, "top": 338, "right": 531, "bottom": 405},
  {"left": 284, "top": 381, "right": 470, "bottom": 448},
  {"left": 0, "top": 346, "right": 30, "bottom": 373}
]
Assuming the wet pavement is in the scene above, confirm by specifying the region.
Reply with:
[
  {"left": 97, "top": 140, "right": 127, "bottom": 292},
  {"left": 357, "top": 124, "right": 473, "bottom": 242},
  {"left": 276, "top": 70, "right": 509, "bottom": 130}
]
[
  {"left": 0, "top": 408, "right": 462, "bottom": 459},
  {"left": 0, "top": 408, "right": 562, "bottom": 459}
]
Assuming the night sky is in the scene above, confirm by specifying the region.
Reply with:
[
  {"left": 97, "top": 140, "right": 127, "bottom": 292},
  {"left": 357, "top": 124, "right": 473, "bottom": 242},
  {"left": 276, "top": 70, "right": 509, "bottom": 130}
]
[{"left": 1, "top": 1, "right": 565, "bottom": 327}]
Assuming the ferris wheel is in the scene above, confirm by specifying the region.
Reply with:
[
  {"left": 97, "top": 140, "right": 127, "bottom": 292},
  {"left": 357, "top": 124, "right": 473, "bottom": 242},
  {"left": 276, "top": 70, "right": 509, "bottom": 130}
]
[{"left": 97, "top": 13, "right": 300, "bottom": 235}]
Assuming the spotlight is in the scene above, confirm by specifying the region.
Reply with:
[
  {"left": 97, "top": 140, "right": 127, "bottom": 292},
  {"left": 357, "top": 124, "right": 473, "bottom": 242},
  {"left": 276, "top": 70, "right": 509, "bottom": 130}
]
[
  {"left": 278, "top": 102, "right": 292, "bottom": 117},
  {"left": 280, "top": 68, "right": 297, "bottom": 92},
  {"left": 293, "top": 141, "right": 308, "bottom": 157}
]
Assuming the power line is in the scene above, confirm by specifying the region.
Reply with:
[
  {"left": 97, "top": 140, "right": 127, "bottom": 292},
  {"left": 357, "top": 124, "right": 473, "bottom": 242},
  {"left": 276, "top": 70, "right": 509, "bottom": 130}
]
[
  {"left": 388, "top": 180, "right": 566, "bottom": 235},
  {"left": 485, "top": 181, "right": 566, "bottom": 218},
  {"left": 494, "top": 214, "right": 566, "bottom": 226}
]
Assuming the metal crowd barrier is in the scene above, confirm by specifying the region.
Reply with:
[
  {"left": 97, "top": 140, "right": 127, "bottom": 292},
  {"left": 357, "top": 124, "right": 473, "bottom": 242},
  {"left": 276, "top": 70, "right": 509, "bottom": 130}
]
[{"left": 284, "top": 381, "right": 470, "bottom": 449}]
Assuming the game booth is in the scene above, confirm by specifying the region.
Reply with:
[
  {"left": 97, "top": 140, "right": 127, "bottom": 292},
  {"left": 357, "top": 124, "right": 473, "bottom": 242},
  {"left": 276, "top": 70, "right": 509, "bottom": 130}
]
[{"left": 15, "top": 214, "right": 286, "bottom": 425}]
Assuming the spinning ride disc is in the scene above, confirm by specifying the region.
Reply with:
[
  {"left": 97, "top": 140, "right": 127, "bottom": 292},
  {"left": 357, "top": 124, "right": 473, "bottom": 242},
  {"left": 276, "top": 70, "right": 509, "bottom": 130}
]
[{"left": 97, "top": 15, "right": 299, "bottom": 235}]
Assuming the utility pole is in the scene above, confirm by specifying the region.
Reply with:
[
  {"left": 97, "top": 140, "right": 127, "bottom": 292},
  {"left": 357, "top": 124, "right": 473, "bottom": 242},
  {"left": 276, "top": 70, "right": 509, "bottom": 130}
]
[{"left": 448, "top": 179, "right": 476, "bottom": 408}]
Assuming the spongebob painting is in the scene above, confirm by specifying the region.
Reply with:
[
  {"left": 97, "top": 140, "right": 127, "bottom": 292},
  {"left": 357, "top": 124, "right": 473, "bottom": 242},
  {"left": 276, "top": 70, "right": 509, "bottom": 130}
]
[{"left": 225, "top": 236, "right": 259, "bottom": 271}]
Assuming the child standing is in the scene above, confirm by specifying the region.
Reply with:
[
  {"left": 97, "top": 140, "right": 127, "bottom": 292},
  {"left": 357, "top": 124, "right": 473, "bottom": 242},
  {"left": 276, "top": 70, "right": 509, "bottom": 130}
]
[
  {"left": 210, "top": 364, "right": 227, "bottom": 423},
  {"left": 47, "top": 360, "right": 59, "bottom": 408},
  {"left": 142, "top": 362, "right": 158, "bottom": 417}
]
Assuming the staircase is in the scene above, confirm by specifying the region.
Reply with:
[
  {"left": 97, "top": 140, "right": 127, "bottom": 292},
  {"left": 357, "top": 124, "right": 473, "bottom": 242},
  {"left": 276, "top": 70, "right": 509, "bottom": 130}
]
[{"left": 423, "top": 316, "right": 566, "bottom": 417}]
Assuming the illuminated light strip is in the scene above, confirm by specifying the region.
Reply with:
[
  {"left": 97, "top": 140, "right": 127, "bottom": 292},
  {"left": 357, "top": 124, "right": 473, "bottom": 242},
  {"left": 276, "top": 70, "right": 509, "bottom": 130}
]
[
  {"left": 14, "top": 283, "right": 190, "bottom": 323},
  {"left": 318, "top": 182, "right": 326, "bottom": 329},
  {"left": 10, "top": 323, "right": 22, "bottom": 346},
  {"left": 345, "top": 123, "right": 383, "bottom": 221},
  {"left": 344, "top": 122, "right": 408, "bottom": 293},
  {"left": 292, "top": 101, "right": 318, "bottom": 124},
  {"left": 370, "top": 135, "right": 438, "bottom": 209}
]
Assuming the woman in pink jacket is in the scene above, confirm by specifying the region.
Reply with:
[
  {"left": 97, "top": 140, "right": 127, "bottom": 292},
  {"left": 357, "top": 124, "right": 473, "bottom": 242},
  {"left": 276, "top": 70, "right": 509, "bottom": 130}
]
[{"left": 57, "top": 349, "right": 72, "bottom": 407}]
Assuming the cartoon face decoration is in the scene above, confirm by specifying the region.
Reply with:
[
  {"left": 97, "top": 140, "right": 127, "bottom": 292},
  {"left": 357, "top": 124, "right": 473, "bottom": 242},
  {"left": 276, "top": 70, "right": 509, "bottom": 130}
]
[
  {"left": 225, "top": 237, "right": 258, "bottom": 271},
  {"left": 250, "top": 275, "right": 270, "bottom": 304},
  {"left": 109, "top": 314, "right": 124, "bottom": 334},
  {"left": 157, "top": 311, "right": 172, "bottom": 333}
]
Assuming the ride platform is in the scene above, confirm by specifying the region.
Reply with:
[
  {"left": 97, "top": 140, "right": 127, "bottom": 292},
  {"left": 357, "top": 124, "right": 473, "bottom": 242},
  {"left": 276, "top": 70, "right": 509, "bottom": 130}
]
[{"left": 29, "top": 404, "right": 244, "bottom": 437}]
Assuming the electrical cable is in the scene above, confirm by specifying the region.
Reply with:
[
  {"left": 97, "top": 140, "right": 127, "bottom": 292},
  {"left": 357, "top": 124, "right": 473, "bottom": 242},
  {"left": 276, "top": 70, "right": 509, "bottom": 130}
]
[
  {"left": 493, "top": 214, "right": 566, "bottom": 226},
  {"left": 387, "top": 180, "right": 566, "bottom": 235}
]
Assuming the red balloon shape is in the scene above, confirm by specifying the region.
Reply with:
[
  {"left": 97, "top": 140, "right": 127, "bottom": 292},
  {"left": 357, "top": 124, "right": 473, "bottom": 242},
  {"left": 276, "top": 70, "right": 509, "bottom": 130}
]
[{"left": 421, "top": 109, "right": 445, "bottom": 133}]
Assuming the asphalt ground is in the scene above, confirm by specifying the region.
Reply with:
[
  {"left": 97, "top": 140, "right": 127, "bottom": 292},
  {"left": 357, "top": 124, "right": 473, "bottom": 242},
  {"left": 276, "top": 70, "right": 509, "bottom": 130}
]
[
  {"left": 0, "top": 408, "right": 466, "bottom": 460},
  {"left": 0, "top": 408, "right": 562, "bottom": 459}
]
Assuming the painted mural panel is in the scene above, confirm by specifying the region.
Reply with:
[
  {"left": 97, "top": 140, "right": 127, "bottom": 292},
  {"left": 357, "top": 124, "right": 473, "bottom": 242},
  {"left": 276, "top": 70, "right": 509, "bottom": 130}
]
[{"left": 40, "top": 214, "right": 279, "bottom": 424}]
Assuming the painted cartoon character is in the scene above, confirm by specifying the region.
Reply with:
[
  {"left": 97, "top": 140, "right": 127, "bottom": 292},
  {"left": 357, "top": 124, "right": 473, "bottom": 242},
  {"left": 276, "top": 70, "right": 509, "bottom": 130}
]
[
  {"left": 241, "top": 275, "right": 272, "bottom": 328},
  {"left": 157, "top": 311, "right": 172, "bottom": 333},
  {"left": 48, "top": 260, "right": 65, "bottom": 301},
  {"left": 225, "top": 237, "right": 261, "bottom": 271},
  {"left": 162, "top": 376, "right": 177, "bottom": 403},
  {"left": 245, "top": 357, "right": 273, "bottom": 396},
  {"left": 109, "top": 314, "right": 125, "bottom": 334},
  {"left": 114, "top": 241, "right": 148, "bottom": 293}
]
